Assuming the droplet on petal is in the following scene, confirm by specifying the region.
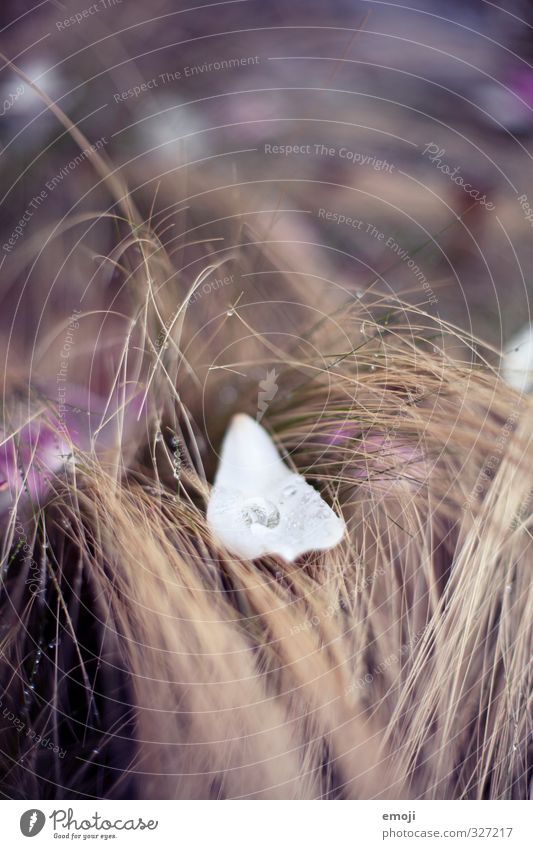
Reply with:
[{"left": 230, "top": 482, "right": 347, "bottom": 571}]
[{"left": 241, "top": 497, "right": 281, "bottom": 528}]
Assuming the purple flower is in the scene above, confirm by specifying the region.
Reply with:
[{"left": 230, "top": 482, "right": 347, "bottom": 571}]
[
  {"left": 0, "top": 419, "right": 69, "bottom": 509},
  {"left": 312, "top": 423, "right": 426, "bottom": 488},
  {"left": 0, "top": 384, "right": 144, "bottom": 517}
]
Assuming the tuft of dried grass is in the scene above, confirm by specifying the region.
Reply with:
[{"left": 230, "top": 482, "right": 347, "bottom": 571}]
[{"left": 0, "top": 79, "right": 531, "bottom": 797}]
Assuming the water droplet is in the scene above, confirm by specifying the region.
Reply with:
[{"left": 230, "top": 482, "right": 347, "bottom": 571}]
[
  {"left": 355, "top": 289, "right": 363, "bottom": 299},
  {"left": 155, "top": 432, "right": 163, "bottom": 443},
  {"left": 226, "top": 309, "right": 234, "bottom": 317},
  {"left": 505, "top": 584, "right": 512, "bottom": 593},
  {"left": 241, "top": 497, "right": 280, "bottom": 529}
]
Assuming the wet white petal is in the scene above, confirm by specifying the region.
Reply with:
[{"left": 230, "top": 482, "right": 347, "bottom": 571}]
[{"left": 207, "top": 414, "right": 345, "bottom": 561}]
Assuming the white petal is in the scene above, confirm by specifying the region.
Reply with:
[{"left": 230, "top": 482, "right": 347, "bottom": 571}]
[
  {"left": 502, "top": 324, "right": 533, "bottom": 393},
  {"left": 212, "top": 413, "right": 288, "bottom": 493},
  {"left": 207, "top": 414, "right": 345, "bottom": 561}
]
